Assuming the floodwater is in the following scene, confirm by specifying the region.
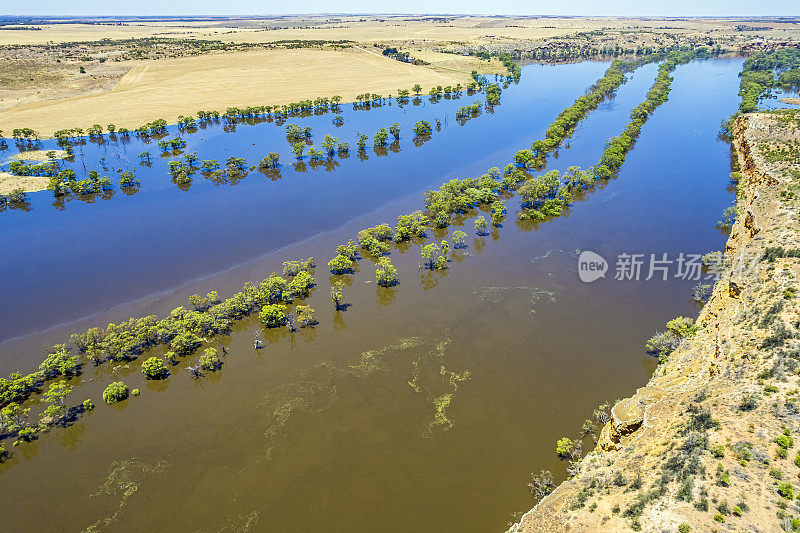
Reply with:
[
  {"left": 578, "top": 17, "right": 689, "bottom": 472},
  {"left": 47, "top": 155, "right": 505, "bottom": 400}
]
[{"left": 0, "top": 58, "right": 742, "bottom": 532}]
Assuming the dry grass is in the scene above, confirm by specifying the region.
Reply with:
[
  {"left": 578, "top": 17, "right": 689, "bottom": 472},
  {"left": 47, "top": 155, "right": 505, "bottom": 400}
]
[
  {"left": 0, "top": 47, "right": 480, "bottom": 137},
  {"left": 0, "top": 150, "right": 69, "bottom": 194},
  {"left": 1, "top": 15, "right": 797, "bottom": 136},
  {"left": 0, "top": 173, "right": 48, "bottom": 195},
  {"left": 2, "top": 16, "right": 799, "bottom": 47}
]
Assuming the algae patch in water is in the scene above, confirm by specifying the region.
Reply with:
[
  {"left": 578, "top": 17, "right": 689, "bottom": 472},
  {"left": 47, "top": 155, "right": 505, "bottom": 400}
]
[
  {"left": 473, "top": 285, "right": 558, "bottom": 313},
  {"left": 202, "top": 510, "right": 260, "bottom": 532},
  {"left": 83, "top": 459, "right": 169, "bottom": 532},
  {"left": 262, "top": 335, "right": 471, "bottom": 458}
]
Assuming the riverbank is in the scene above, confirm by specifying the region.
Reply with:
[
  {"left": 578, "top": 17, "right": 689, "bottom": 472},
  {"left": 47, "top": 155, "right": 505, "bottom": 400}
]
[{"left": 512, "top": 110, "right": 800, "bottom": 531}]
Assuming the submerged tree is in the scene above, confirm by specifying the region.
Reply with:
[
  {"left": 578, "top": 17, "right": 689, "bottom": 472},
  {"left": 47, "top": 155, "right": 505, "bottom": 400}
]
[
  {"left": 474, "top": 215, "right": 488, "bottom": 235},
  {"left": 330, "top": 281, "right": 345, "bottom": 310},
  {"left": 376, "top": 257, "right": 398, "bottom": 287}
]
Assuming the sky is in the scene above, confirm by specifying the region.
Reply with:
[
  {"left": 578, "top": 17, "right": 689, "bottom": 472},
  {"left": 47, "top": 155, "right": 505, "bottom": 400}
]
[{"left": 3, "top": 0, "right": 799, "bottom": 17}]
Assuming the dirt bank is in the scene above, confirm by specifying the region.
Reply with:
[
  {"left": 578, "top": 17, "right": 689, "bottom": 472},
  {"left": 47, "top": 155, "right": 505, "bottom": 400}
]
[{"left": 510, "top": 110, "right": 800, "bottom": 532}]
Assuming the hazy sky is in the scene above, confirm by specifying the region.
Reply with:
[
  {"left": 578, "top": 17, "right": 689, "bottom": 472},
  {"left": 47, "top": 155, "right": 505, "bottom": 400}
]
[{"left": 4, "top": 0, "right": 799, "bottom": 17}]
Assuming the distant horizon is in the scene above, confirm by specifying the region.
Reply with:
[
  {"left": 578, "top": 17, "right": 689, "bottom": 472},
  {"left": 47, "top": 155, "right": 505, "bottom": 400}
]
[
  {"left": 2, "top": 0, "right": 798, "bottom": 18},
  {"left": 2, "top": 14, "right": 800, "bottom": 19}
]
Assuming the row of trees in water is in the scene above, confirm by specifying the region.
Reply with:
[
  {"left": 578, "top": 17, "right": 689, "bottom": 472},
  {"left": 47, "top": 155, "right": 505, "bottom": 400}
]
[
  {"left": 0, "top": 51, "right": 696, "bottom": 462},
  {"left": 737, "top": 49, "right": 800, "bottom": 113},
  {"left": 3, "top": 76, "right": 501, "bottom": 145},
  {"left": 319, "top": 49, "right": 700, "bottom": 309},
  {"left": 0, "top": 257, "right": 321, "bottom": 451},
  {"left": 2, "top": 92, "right": 493, "bottom": 209}
]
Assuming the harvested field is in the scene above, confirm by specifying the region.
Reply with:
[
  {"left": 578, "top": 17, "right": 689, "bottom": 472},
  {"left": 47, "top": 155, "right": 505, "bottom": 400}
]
[{"left": 0, "top": 47, "right": 486, "bottom": 136}]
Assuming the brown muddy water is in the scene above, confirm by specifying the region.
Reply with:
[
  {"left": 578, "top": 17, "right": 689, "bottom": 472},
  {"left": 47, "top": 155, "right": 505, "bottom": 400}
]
[{"left": 0, "top": 58, "right": 742, "bottom": 531}]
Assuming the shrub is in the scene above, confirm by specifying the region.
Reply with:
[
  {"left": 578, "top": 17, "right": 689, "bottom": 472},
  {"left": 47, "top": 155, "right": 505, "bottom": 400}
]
[
  {"left": 328, "top": 254, "right": 355, "bottom": 274},
  {"left": 778, "top": 482, "right": 795, "bottom": 499},
  {"left": 170, "top": 331, "right": 202, "bottom": 355},
  {"left": 645, "top": 331, "right": 679, "bottom": 362},
  {"left": 287, "top": 270, "right": 314, "bottom": 298},
  {"left": 296, "top": 305, "right": 317, "bottom": 327},
  {"left": 260, "top": 304, "right": 287, "bottom": 328},
  {"left": 711, "top": 445, "right": 725, "bottom": 458},
  {"left": 132, "top": 388, "right": 140, "bottom": 396},
  {"left": 665, "top": 316, "right": 699, "bottom": 337},
  {"left": 330, "top": 282, "right": 344, "bottom": 310},
  {"left": 678, "top": 524, "right": 690, "bottom": 533},
  {"left": 452, "top": 230, "right": 467, "bottom": 249},
  {"left": 199, "top": 348, "right": 222, "bottom": 371},
  {"left": 376, "top": 257, "right": 398, "bottom": 287},
  {"left": 713, "top": 513, "right": 724, "bottom": 523},
  {"left": 83, "top": 399, "right": 94, "bottom": 411},
  {"left": 555, "top": 437, "right": 574, "bottom": 458},
  {"left": 732, "top": 506, "right": 742, "bottom": 516},
  {"left": 474, "top": 215, "right": 488, "bottom": 235},
  {"left": 102, "top": 382, "right": 129, "bottom": 404},
  {"left": 738, "top": 393, "right": 759, "bottom": 411},
  {"left": 141, "top": 356, "right": 167, "bottom": 379},
  {"left": 777, "top": 435, "right": 794, "bottom": 449}
]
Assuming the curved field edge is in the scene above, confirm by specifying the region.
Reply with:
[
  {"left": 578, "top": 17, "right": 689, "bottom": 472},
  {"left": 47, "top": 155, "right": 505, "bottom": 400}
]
[{"left": 513, "top": 111, "right": 800, "bottom": 533}]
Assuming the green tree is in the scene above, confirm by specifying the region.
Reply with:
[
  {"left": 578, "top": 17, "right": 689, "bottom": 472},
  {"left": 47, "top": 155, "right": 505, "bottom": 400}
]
[
  {"left": 296, "top": 305, "right": 317, "bottom": 327},
  {"left": 1, "top": 403, "right": 30, "bottom": 433},
  {"left": 141, "top": 356, "right": 167, "bottom": 379},
  {"left": 321, "top": 134, "right": 339, "bottom": 157},
  {"left": 376, "top": 257, "right": 398, "bottom": 287},
  {"left": 42, "top": 381, "right": 72, "bottom": 424},
  {"left": 260, "top": 304, "right": 287, "bottom": 328},
  {"left": 328, "top": 254, "right": 355, "bottom": 274},
  {"left": 330, "top": 282, "right": 344, "bottom": 310},
  {"left": 102, "top": 382, "right": 129, "bottom": 404},
  {"left": 389, "top": 123, "right": 401, "bottom": 140},
  {"left": 420, "top": 243, "right": 441, "bottom": 270},
  {"left": 555, "top": 437, "right": 574, "bottom": 458},
  {"left": 199, "top": 348, "right": 222, "bottom": 371},
  {"left": 292, "top": 142, "right": 305, "bottom": 159},
  {"left": 474, "top": 215, "right": 488, "bottom": 235},
  {"left": 374, "top": 128, "right": 389, "bottom": 146},
  {"left": 413, "top": 120, "right": 432, "bottom": 136},
  {"left": 452, "top": 230, "right": 467, "bottom": 249}
]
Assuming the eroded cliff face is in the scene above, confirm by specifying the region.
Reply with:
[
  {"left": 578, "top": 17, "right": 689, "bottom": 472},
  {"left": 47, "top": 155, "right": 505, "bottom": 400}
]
[{"left": 510, "top": 111, "right": 800, "bottom": 533}]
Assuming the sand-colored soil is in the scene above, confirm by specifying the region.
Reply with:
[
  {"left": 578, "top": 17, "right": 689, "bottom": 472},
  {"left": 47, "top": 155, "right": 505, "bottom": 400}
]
[
  {"left": 0, "top": 172, "right": 48, "bottom": 195},
  {"left": 0, "top": 47, "right": 482, "bottom": 137},
  {"left": 0, "top": 150, "right": 68, "bottom": 194},
  {"left": 781, "top": 97, "right": 800, "bottom": 106}
]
